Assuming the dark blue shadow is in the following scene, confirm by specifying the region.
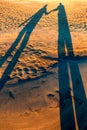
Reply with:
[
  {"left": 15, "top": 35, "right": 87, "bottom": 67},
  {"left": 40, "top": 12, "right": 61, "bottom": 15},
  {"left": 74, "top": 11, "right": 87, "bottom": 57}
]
[
  {"left": 52, "top": 3, "right": 86, "bottom": 130},
  {"left": 0, "top": 5, "right": 49, "bottom": 90}
]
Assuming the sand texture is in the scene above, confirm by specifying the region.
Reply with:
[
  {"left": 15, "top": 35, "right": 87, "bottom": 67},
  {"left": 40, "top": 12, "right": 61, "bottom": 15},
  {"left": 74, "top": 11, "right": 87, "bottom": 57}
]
[{"left": 0, "top": 0, "right": 87, "bottom": 130}]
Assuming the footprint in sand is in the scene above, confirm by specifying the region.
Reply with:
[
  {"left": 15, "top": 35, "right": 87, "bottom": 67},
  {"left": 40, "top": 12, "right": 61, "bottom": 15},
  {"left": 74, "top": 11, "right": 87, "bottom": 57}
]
[
  {"left": 23, "top": 68, "right": 29, "bottom": 74},
  {"left": 8, "top": 91, "right": 15, "bottom": 99},
  {"left": 41, "top": 80, "right": 46, "bottom": 84},
  {"left": 47, "top": 93, "right": 59, "bottom": 108},
  {"left": 17, "top": 66, "right": 39, "bottom": 79},
  {"left": 48, "top": 93, "right": 55, "bottom": 98},
  {"left": 17, "top": 68, "right": 23, "bottom": 77}
]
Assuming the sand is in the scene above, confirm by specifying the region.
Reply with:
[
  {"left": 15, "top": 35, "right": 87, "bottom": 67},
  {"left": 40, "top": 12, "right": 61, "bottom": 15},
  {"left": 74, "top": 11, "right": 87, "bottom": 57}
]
[{"left": 0, "top": 0, "right": 87, "bottom": 130}]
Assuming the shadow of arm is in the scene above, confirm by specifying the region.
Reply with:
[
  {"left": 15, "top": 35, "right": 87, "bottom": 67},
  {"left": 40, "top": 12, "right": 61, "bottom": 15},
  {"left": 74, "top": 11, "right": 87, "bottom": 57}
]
[
  {"left": 51, "top": 7, "right": 58, "bottom": 12},
  {"left": 18, "top": 14, "right": 34, "bottom": 28},
  {"left": 45, "top": 7, "right": 58, "bottom": 15}
]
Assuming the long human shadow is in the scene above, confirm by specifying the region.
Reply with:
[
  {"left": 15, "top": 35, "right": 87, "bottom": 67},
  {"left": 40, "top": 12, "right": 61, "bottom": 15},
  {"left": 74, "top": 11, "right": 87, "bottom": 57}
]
[
  {"left": 0, "top": 5, "right": 49, "bottom": 90},
  {"left": 52, "top": 3, "right": 86, "bottom": 130},
  {"left": 0, "top": 5, "right": 49, "bottom": 68}
]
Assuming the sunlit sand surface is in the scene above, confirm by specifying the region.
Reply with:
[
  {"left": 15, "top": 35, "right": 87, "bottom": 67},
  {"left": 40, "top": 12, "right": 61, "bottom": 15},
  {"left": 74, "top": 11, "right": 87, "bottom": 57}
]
[{"left": 0, "top": 0, "right": 87, "bottom": 130}]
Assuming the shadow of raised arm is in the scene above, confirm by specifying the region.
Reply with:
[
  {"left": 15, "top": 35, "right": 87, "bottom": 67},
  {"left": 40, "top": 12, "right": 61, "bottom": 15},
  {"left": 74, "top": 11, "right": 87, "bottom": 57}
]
[
  {"left": 49, "top": 3, "right": 64, "bottom": 13},
  {"left": 46, "top": 7, "right": 58, "bottom": 15},
  {"left": 18, "top": 15, "right": 34, "bottom": 28},
  {"left": 18, "top": 4, "right": 50, "bottom": 27}
]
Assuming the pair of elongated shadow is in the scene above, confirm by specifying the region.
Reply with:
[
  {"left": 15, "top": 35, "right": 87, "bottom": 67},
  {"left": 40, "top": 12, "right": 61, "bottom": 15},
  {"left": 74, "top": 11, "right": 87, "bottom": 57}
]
[
  {"left": 57, "top": 3, "right": 87, "bottom": 130},
  {"left": 0, "top": 3, "right": 87, "bottom": 130},
  {"left": 0, "top": 5, "right": 49, "bottom": 90}
]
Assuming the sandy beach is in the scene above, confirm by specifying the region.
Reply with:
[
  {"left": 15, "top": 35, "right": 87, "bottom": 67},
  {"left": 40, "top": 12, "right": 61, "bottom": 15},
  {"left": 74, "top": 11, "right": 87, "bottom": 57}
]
[{"left": 0, "top": 0, "right": 87, "bottom": 130}]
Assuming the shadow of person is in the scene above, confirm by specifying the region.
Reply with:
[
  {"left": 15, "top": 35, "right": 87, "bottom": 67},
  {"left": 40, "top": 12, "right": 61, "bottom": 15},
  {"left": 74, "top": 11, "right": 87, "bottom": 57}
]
[
  {"left": 0, "top": 5, "right": 50, "bottom": 90},
  {"left": 0, "top": 4, "right": 49, "bottom": 67},
  {"left": 51, "top": 3, "right": 86, "bottom": 130},
  {"left": 52, "top": 3, "right": 74, "bottom": 58}
]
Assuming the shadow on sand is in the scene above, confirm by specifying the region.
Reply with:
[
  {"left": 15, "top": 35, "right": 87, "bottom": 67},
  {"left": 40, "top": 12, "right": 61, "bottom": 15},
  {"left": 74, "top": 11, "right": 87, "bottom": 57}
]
[
  {"left": 0, "top": 5, "right": 49, "bottom": 90},
  {"left": 52, "top": 3, "right": 86, "bottom": 130},
  {"left": 0, "top": 3, "right": 87, "bottom": 130}
]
